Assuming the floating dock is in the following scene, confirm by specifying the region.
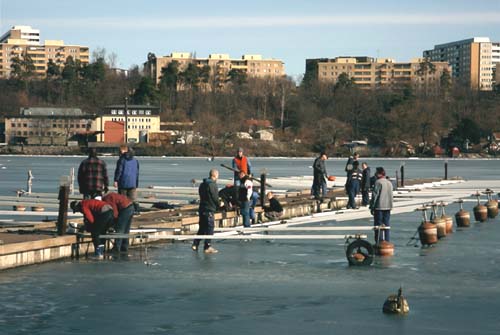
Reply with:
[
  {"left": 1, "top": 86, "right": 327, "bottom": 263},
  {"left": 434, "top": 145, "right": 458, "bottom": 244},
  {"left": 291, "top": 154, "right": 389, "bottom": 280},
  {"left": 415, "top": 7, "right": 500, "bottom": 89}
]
[{"left": 0, "top": 177, "right": 468, "bottom": 270}]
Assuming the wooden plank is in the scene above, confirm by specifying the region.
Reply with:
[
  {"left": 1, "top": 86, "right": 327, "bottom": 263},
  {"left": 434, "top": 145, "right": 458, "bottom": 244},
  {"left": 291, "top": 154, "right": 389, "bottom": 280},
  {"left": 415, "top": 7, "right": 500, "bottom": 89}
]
[
  {"left": 0, "top": 235, "right": 76, "bottom": 255},
  {"left": 100, "top": 233, "right": 368, "bottom": 240},
  {"left": 214, "top": 226, "right": 389, "bottom": 232}
]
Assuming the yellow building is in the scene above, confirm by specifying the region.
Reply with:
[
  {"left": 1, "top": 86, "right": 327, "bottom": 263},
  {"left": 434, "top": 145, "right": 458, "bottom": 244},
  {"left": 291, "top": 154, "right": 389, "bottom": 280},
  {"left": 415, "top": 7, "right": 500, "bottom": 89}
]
[
  {"left": 93, "top": 105, "right": 161, "bottom": 144},
  {"left": 424, "top": 37, "right": 495, "bottom": 91},
  {"left": 307, "top": 56, "right": 450, "bottom": 89},
  {"left": 144, "top": 52, "right": 285, "bottom": 85},
  {"left": 0, "top": 25, "right": 89, "bottom": 78}
]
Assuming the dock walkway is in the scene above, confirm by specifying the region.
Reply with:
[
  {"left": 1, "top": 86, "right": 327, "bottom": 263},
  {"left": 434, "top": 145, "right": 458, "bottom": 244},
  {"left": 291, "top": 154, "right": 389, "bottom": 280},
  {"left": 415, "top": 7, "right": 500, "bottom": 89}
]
[{"left": 0, "top": 177, "right": 474, "bottom": 270}]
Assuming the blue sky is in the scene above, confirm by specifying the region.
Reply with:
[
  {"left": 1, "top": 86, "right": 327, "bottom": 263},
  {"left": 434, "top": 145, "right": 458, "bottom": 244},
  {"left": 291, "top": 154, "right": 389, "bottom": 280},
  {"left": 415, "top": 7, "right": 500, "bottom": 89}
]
[{"left": 1, "top": 0, "right": 499, "bottom": 78}]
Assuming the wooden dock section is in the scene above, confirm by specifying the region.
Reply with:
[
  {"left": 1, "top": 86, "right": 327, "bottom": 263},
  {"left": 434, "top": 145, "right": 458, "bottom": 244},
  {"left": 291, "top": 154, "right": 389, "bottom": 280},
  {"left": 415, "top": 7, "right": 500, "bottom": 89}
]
[{"left": 0, "top": 177, "right": 466, "bottom": 270}]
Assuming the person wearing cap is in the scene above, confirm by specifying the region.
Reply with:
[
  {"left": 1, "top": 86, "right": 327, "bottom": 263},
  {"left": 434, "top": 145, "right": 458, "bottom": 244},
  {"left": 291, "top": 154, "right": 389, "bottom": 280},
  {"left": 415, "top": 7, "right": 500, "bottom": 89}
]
[
  {"left": 70, "top": 199, "right": 114, "bottom": 258},
  {"left": 232, "top": 147, "right": 252, "bottom": 186},
  {"left": 369, "top": 167, "right": 393, "bottom": 242},
  {"left": 78, "top": 148, "right": 109, "bottom": 199},
  {"left": 102, "top": 192, "right": 134, "bottom": 253},
  {"left": 312, "top": 151, "right": 329, "bottom": 201}
]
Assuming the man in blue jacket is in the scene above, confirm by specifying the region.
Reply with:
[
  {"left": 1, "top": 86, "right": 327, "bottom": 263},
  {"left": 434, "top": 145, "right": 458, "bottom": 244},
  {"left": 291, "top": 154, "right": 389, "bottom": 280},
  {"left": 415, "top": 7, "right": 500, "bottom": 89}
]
[{"left": 114, "top": 145, "right": 140, "bottom": 212}]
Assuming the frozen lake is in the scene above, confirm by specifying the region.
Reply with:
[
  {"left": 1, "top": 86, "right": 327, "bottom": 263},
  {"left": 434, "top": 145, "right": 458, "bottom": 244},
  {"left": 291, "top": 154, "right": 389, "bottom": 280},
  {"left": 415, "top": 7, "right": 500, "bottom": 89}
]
[{"left": 1, "top": 156, "right": 500, "bottom": 334}]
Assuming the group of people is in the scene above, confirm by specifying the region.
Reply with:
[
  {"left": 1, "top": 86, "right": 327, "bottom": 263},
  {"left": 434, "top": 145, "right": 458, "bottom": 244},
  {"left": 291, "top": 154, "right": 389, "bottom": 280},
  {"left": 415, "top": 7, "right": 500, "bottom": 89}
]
[
  {"left": 312, "top": 151, "right": 393, "bottom": 243},
  {"left": 71, "top": 145, "right": 140, "bottom": 258},
  {"left": 192, "top": 148, "right": 284, "bottom": 254}
]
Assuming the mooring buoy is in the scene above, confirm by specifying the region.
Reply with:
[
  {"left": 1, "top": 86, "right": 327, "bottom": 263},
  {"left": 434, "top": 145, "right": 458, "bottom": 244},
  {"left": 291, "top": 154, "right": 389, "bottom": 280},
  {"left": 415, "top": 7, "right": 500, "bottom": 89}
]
[
  {"left": 374, "top": 240, "right": 394, "bottom": 257},
  {"left": 383, "top": 287, "right": 410, "bottom": 315},
  {"left": 473, "top": 192, "right": 488, "bottom": 222},
  {"left": 430, "top": 202, "right": 447, "bottom": 239},
  {"left": 439, "top": 202, "right": 453, "bottom": 235},
  {"left": 484, "top": 189, "right": 498, "bottom": 219},
  {"left": 455, "top": 199, "right": 471, "bottom": 228},
  {"left": 416, "top": 206, "right": 438, "bottom": 246}
]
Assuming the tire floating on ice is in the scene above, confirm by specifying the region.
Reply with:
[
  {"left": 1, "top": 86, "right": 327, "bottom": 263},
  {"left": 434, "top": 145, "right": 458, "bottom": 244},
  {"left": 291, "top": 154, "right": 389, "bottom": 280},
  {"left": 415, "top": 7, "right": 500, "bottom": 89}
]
[{"left": 346, "top": 239, "right": 374, "bottom": 266}]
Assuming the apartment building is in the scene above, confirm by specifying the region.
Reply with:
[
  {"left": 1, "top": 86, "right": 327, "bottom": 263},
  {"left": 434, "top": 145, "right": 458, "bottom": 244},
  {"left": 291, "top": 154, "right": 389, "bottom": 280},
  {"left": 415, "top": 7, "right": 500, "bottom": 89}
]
[
  {"left": 423, "top": 37, "right": 497, "bottom": 91},
  {"left": 0, "top": 26, "right": 89, "bottom": 78},
  {"left": 306, "top": 56, "right": 450, "bottom": 89},
  {"left": 144, "top": 52, "right": 285, "bottom": 85}
]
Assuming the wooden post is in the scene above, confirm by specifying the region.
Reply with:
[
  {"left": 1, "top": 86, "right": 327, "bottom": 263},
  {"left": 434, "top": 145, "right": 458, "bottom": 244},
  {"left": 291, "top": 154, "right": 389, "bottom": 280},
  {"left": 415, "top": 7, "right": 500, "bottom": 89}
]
[
  {"left": 69, "top": 167, "right": 75, "bottom": 195},
  {"left": 57, "top": 176, "right": 70, "bottom": 236},
  {"left": 260, "top": 173, "right": 267, "bottom": 207},
  {"left": 400, "top": 165, "right": 405, "bottom": 188},
  {"left": 444, "top": 161, "right": 448, "bottom": 180},
  {"left": 27, "top": 170, "right": 33, "bottom": 194},
  {"left": 395, "top": 170, "right": 399, "bottom": 188}
]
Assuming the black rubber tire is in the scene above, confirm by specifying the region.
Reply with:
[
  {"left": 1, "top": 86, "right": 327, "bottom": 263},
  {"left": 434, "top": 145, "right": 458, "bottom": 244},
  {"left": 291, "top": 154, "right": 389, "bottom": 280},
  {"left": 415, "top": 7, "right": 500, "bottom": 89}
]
[{"left": 346, "top": 239, "right": 374, "bottom": 266}]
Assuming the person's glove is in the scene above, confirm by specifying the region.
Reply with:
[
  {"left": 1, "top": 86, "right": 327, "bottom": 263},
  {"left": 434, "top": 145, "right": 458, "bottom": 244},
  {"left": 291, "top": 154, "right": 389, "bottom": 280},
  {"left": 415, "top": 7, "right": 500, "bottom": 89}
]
[
  {"left": 104, "top": 186, "right": 109, "bottom": 193},
  {"left": 370, "top": 209, "right": 374, "bottom": 216}
]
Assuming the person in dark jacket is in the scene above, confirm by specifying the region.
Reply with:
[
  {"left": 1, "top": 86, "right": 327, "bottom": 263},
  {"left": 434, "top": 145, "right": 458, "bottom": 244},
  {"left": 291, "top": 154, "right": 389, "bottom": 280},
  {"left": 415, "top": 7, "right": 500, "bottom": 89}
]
[
  {"left": 345, "top": 152, "right": 360, "bottom": 177},
  {"left": 370, "top": 167, "right": 394, "bottom": 242},
  {"left": 70, "top": 199, "right": 114, "bottom": 258},
  {"left": 312, "top": 152, "right": 328, "bottom": 200},
  {"left": 346, "top": 161, "right": 362, "bottom": 209},
  {"left": 114, "top": 145, "right": 139, "bottom": 212},
  {"left": 264, "top": 192, "right": 284, "bottom": 220},
  {"left": 102, "top": 192, "right": 134, "bottom": 253},
  {"left": 192, "top": 169, "right": 219, "bottom": 254},
  {"left": 361, "top": 162, "right": 371, "bottom": 206},
  {"left": 78, "top": 148, "right": 109, "bottom": 199}
]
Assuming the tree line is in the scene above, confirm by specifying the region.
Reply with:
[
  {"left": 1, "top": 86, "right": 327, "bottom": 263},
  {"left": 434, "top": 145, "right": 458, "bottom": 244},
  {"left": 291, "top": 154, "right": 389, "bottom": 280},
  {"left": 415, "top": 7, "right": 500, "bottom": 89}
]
[{"left": 1, "top": 50, "right": 500, "bottom": 155}]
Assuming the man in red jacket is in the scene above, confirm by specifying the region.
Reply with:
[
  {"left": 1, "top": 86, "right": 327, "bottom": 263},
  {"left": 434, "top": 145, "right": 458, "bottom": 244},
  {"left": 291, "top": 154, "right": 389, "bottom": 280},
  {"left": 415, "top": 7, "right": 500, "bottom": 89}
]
[
  {"left": 71, "top": 199, "right": 114, "bottom": 258},
  {"left": 102, "top": 192, "right": 134, "bottom": 253}
]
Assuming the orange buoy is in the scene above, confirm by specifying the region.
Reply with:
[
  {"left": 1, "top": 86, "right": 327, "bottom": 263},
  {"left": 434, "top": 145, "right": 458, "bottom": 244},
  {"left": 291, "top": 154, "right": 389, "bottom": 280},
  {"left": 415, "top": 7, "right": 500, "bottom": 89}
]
[
  {"left": 430, "top": 202, "right": 446, "bottom": 238},
  {"left": 13, "top": 205, "right": 26, "bottom": 211},
  {"left": 439, "top": 202, "right": 453, "bottom": 234},
  {"left": 375, "top": 241, "right": 394, "bottom": 256},
  {"left": 483, "top": 190, "right": 498, "bottom": 219},
  {"left": 486, "top": 200, "right": 498, "bottom": 219},
  {"left": 473, "top": 192, "right": 488, "bottom": 222},
  {"left": 455, "top": 199, "right": 471, "bottom": 228},
  {"left": 418, "top": 221, "right": 438, "bottom": 245}
]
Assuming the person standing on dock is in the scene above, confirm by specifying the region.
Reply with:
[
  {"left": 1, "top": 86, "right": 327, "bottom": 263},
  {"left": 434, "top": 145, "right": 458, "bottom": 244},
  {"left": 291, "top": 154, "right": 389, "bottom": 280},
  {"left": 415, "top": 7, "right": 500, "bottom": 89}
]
[
  {"left": 346, "top": 161, "right": 362, "bottom": 209},
  {"left": 232, "top": 147, "right": 252, "bottom": 186},
  {"left": 312, "top": 151, "right": 328, "bottom": 201},
  {"left": 238, "top": 171, "right": 253, "bottom": 227},
  {"left": 370, "top": 167, "right": 393, "bottom": 242},
  {"left": 361, "top": 162, "right": 371, "bottom": 206},
  {"left": 78, "top": 148, "right": 109, "bottom": 199},
  {"left": 192, "top": 169, "right": 219, "bottom": 254},
  {"left": 114, "top": 145, "right": 140, "bottom": 213},
  {"left": 102, "top": 192, "right": 134, "bottom": 253},
  {"left": 345, "top": 152, "right": 359, "bottom": 177},
  {"left": 70, "top": 199, "right": 114, "bottom": 259}
]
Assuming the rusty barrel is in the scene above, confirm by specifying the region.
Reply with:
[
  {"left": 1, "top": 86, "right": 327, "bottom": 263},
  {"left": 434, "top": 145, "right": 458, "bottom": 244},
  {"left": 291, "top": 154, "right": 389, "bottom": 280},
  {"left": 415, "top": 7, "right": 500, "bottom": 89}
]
[
  {"left": 441, "top": 214, "right": 453, "bottom": 234},
  {"left": 486, "top": 200, "right": 498, "bottom": 219},
  {"left": 455, "top": 209, "right": 471, "bottom": 227},
  {"left": 418, "top": 221, "right": 438, "bottom": 246},
  {"left": 432, "top": 216, "right": 447, "bottom": 238},
  {"left": 473, "top": 204, "right": 488, "bottom": 222},
  {"left": 374, "top": 241, "right": 394, "bottom": 257}
]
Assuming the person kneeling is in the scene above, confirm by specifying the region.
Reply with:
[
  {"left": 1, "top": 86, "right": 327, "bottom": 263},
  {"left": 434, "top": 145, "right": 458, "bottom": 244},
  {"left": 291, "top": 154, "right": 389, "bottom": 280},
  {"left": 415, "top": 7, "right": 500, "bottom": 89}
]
[{"left": 264, "top": 192, "right": 284, "bottom": 221}]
